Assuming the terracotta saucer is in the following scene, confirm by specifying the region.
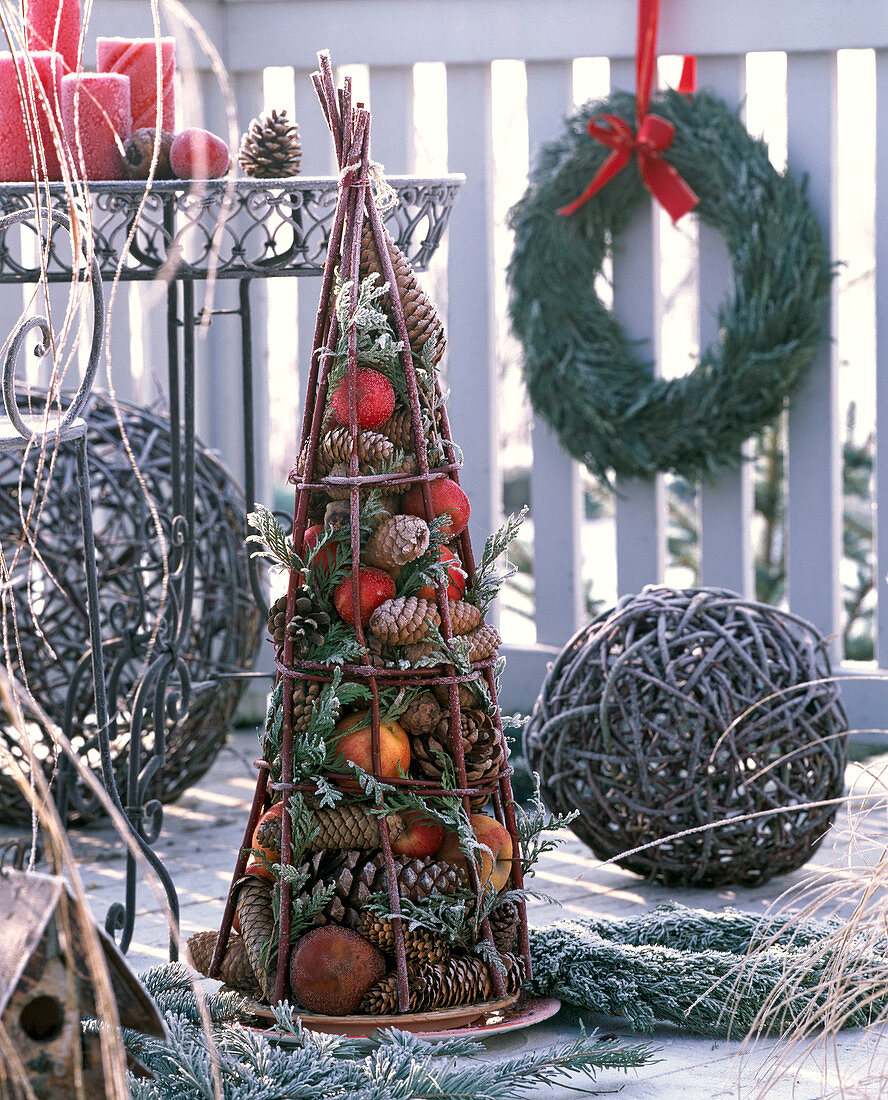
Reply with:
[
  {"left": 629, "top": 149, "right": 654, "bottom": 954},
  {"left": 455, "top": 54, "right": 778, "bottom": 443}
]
[{"left": 242, "top": 991, "right": 561, "bottom": 1040}]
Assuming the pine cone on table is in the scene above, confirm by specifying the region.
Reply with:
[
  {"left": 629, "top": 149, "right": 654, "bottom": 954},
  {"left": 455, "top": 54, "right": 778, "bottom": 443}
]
[{"left": 239, "top": 108, "right": 301, "bottom": 178}]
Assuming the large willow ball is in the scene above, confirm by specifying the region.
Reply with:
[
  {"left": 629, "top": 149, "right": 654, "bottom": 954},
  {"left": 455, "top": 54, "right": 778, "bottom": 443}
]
[
  {"left": 524, "top": 587, "right": 848, "bottom": 887},
  {"left": 0, "top": 392, "right": 263, "bottom": 823}
]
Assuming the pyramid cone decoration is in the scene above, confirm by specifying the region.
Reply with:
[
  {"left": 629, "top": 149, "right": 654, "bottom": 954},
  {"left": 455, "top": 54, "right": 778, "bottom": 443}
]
[{"left": 202, "top": 52, "right": 530, "bottom": 1018}]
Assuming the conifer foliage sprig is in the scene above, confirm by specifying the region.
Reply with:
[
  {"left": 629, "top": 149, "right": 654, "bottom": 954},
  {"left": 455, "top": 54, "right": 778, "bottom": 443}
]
[
  {"left": 466, "top": 507, "right": 528, "bottom": 617},
  {"left": 124, "top": 965, "right": 658, "bottom": 1099}
]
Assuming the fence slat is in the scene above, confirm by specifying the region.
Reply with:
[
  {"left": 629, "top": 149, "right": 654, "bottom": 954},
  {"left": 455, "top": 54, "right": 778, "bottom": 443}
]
[
  {"left": 369, "top": 65, "right": 415, "bottom": 172},
  {"left": 875, "top": 49, "right": 888, "bottom": 667},
  {"left": 445, "top": 62, "right": 499, "bottom": 597},
  {"left": 611, "top": 58, "right": 666, "bottom": 598},
  {"left": 525, "top": 60, "right": 585, "bottom": 645},
  {"left": 697, "top": 55, "right": 754, "bottom": 597},
  {"left": 785, "top": 51, "right": 841, "bottom": 656}
]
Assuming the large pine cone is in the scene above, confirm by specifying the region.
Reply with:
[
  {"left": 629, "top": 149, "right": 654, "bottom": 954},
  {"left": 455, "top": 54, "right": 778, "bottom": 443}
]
[
  {"left": 364, "top": 514, "right": 430, "bottom": 570},
  {"left": 402, "top": 622, "right": 501, "bottom": 666},
  {"left": 412, "top": 952, "right": 525, "bottom": 1010},
  {"left": 358, "top": 972, "right": 419, "bottom": 1015},
  {"left": 410, "top": 709, "right": 506, "bottom": 810},
  {"left": 360, "top": 222, "right": 446, "bottom": 365},
  {"left": 489, "top": 900, "right": 520, "bottom": 955},
  {"left": 235, "top": 877, "right": 276, "bottom": 1001},
  {"left": 356, "top": 910, "right": 451, "bottom": 966},
  {"left": 369, "top": 597, "right": 481, "bottom": 646},
  {"left": 188, "top": 930, "right": 260, "bottom": 994},
  {"left": 317, "top": 427, "right": 394, "bottom": 474},
  {"left": 239, "top": 108, "right": 301, "bottom": 178},
  {"left": 296, "top": 850, "right": 467, "bottom": 930}
]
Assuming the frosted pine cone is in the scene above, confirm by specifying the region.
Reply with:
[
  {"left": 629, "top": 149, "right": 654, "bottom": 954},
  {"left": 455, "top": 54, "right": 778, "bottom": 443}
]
[{"left": 364, "top": 514, "right": 430, "bottom": 570}]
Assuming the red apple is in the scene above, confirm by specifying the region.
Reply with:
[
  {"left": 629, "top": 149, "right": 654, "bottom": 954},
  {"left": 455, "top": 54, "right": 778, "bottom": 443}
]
[
  {"left": 332, "top": 710, "right": 411, "bottom": 777},
  {"left": 170, "top": 127, "right": 231, "bottom": 180},
  {"left": 438, "top": 812, "right": 513, "bottom": 892},
  {"left": 401, "top": 478, "right": 471, "bottom": 538},
  {"left": 303, "top": 524, "right": 341, "bottom": 577},
  {"left": 415, "top": 546, "right": 467, "bottom": 600},
  {"left": 333, "top": 567, "right": 396, "bottom": 627},
  {"left": 390, "top": 809, "right": 445, "bottom": 858}
]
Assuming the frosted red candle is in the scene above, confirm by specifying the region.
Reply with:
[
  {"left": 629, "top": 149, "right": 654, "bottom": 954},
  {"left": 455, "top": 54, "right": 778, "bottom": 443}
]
[
  {"left": 0, "top": 51, "right": 64, "bottom": 182},
  {"left": 62, "top": 72, "right": 131, "bottom": 180},
  {"left": 25, "top": 0, "right": 81, "bottom": 74},
  {"left": 96, "top": 37, "right": 175, "bottom": 132}
]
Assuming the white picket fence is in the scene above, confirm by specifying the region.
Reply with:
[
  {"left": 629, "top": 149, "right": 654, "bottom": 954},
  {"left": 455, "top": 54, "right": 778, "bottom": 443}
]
[{"left": 27, "top": 0, "right": 888, "bottom": 727}]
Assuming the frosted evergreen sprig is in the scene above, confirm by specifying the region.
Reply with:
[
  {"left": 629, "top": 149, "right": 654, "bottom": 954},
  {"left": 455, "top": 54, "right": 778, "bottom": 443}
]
[
  {"left": 515, "top": 773, "right": 579, "bottom": 877},
  {"left": 466, "top": 507, "right": 528, "bottom": 617},
  {"left": 126, "top": 964, "right": 658, "bottom": 1099},
  {"left": 246, "top": 505, "right": 298, "bottom": 571}
]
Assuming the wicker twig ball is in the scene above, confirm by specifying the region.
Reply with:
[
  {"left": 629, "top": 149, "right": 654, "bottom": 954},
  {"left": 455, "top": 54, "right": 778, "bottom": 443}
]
[
  {"left": 0, "top": 391, "right": 263, "bottom": 823},
  {"left": 524, "top": 586, "right": 848, "bottom": 887}
]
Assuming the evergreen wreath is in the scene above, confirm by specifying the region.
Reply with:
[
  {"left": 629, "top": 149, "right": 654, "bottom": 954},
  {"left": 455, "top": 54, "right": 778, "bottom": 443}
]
[{"left": 507, "top": 88, "right": 832, "bottom": 483}]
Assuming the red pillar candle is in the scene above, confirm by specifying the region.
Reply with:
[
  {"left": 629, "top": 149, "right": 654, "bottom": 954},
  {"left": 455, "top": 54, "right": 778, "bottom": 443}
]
[
  {"left": 96, "top": 37, "right": 175, "bottom": 132},
  {"left": 0, "top": 51, "right": 64, "bottom": 182},
  {"left": 24, "top": 0, "right": 81, "bottom": 74},
  {"left": 61, "top": 71, "right": 131, "bottom": 180}
]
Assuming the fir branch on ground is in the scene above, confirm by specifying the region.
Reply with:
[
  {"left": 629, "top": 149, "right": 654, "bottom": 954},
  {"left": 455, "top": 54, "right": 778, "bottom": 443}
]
[
  {"left": 129, "top": 964, "right": 657, "bottom": 1099},
  {"left": 526, "top": 903, "right": 888, "bottom": 1038}
]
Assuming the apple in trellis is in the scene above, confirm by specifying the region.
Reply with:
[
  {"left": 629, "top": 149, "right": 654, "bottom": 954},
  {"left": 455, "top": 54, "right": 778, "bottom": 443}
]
[
  {"left": 401, "top": 478, "right": 471, "bottom": 538},
  {"left": 438, "top": 813, "right": 514, "bottom": 892},
  {"left": 332, "top": 710, "right": 411, "bottom": 778},
  {"left": 390, "top": 809, "right": 445, "bottom": 858}
]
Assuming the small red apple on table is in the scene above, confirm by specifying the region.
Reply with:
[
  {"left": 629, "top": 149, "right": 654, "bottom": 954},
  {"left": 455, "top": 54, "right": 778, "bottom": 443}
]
[
  {"left": 332, "top": 710, "right": 411, "bottom": 778},
  {"left": 438, "top": 812, "right": 514, "bottom": 892},
  {"left": 170, "top": 127, "right": 232, "bottom": 179}
]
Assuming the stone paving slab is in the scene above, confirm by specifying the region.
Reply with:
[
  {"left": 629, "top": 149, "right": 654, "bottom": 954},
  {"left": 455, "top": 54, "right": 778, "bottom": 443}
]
[{"left": 3, "top": 728, "right": 887, "bottom": 1098}]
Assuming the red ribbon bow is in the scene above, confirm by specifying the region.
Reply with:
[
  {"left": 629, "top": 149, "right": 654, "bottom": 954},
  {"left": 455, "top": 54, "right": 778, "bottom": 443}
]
[{"left": 558, "top": 0, "right": 699, "bottom": 222}]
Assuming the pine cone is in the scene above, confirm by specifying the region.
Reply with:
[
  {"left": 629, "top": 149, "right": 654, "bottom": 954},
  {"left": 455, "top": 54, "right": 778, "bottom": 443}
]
[
  {"left": 188, "top": 930, "right": 260, "bottom": 994},
  {"left": 297, "top": 850, "right": 468, "bottom": 930},
  {"left": 235, "top": 877, "right": 276, "bottom": 1001},
  {"left": 430, "top": 683, "right": 477, "bottom": 711},
  {"left": 308, "top": 806, "right": 405, "bottom": 852},
  {"left": 292, "top": 679, "right": 325, "bottom": 739},
  {"left": 380, "top": 406, "right": 417, "bottom": 453},
  {"left": 369, "top": 598, "right": 480, "bottom": 646},
  {"left": 323, "top": 463, "right": 353, "bottom": 500},
  {"left": 370, "top": 596, "right": 439, "bottom": 645},
  {"left": 286, "top": 585, "right": 331, "bottom": 656},
  {"left": 267, "top": 594, "right": 288, "bottom": 647},
  {"left": 364, "top": 514, "right": 430, "bottom": 570},
  {"left": 254, "top": 808, "right": 283, "bottom": 856},
  {"left": 360, "top": 222, "right": 446, "bottom": 365},
  {"left": 239, "top": 108, "right": 301, "bottom": 178},
  {"left": 356, "top": 911, "right": 451, "bottom": 966},
  {"left": 411, "top": 710, "right": 506, "bottom": 810},
  {"left": 397, "top": 690, "right": 443, "bottom": 736},
  {"left": 412, "top": 952, "right": 525, "bottom": 1010},
  {"left": 359, "top": 971, "right": 419, "bottom": 1015},
  {"left": 317, "top": 427, "right": 394, "bottom": 475},
  {"left": 365, "top": 633, "right": 399, "bottom": 669},
  {"left": 489, "top": 900, "right": 520, "bottom": 955},
  {"left": 403, "top": 623, "right": 501, "bottom": 666}
]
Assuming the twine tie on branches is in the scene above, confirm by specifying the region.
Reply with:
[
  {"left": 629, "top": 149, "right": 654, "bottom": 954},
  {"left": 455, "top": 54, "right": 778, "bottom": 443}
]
[
  {"left": 339, "top": 159, "right": 399, "bottom": 212},
  {"left": 559, "top": 0, "right": 698, "bottom": 221}
]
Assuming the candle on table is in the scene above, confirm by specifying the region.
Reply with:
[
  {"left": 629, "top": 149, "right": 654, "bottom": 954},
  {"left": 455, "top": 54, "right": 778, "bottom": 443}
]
[
  {"left": 0, "top": 51, "right": 64, "bottom": 182},
  {"left": 96, "top": 37, "right": 175, "bottom": 132},
  {"left": 24, "top": 0, "right": 81, "bottom": 74},
  {"left": 61, "top": 72, "right": 131, "bottom": 180}
]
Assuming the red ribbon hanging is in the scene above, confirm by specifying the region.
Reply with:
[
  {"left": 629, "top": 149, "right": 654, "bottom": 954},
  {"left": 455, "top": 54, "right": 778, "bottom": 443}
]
[{"left": 558, "top": 0, "right": 699, "bottom": 222}]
